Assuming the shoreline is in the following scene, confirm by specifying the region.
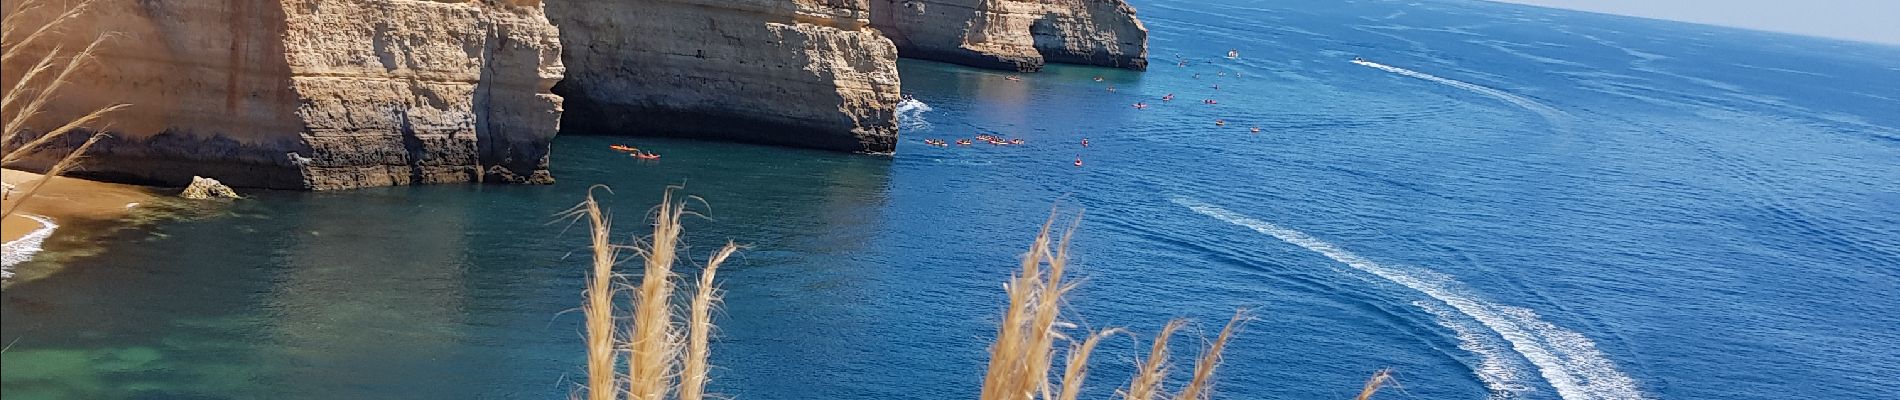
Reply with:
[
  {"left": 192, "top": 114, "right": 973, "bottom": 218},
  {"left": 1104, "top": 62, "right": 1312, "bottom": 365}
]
[{"left": 2, "top": 168, "right": 164, "bottom": 282}]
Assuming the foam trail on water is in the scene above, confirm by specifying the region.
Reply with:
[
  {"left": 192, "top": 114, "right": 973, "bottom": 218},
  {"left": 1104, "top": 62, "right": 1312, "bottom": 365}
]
[
  {"left": 2, "top": 214, "right": 59, "bottom": 278},
  {"left": 896, "top": 98, "right": 933, "bottom": 132},
  {"left": 1174, "top": 197, "right": 1646, "bottom": 400},
  {"left": 1353, "top": 59, "right": 1570, "bottom": 128},
  {"left": 1415, "top": 300, "right": 1535, "bottom": 399}
]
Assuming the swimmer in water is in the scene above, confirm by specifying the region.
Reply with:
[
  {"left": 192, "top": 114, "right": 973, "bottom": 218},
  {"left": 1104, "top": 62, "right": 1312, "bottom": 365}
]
[
  {"left": 1134, "top": 102, "right": 1148, "bottom": 109},
  {"left": 1074, "top": 156, "right": 1083, "bottom": 167},
  {"left": 1215, "top": 119, "right": 1226, "bottom": 126},
  {"left": 1093, "top": 76, "right": 1104, "bottom": 82},
  {"left": 1081, "top": 138, "right": 1090, "bottom": 147}
]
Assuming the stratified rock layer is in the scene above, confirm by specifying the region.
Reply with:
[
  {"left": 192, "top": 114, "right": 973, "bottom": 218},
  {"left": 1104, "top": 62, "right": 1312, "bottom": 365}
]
[
  {"left": 870, "top": 0, "right": 1148, "bottom": 71},
  {"left": 548, "top": 0, "right": 902, "bottom": 153},
  {"left": 0, "top": 0, "right": 563, "bottom": 190}
]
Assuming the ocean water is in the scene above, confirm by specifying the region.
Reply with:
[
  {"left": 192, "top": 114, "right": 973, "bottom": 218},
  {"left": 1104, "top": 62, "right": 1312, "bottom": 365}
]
[{"left": 5, "top": 0, "right": 1899, "bottom": 399}]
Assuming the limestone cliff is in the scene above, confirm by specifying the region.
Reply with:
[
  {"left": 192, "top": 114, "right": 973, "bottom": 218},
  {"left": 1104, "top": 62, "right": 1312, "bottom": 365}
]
[
  {"left": 547, "top": 0, "right": 903, "bottom": 153},
  {"left": 870, "top": 0, "right": 1148, "bottom": 71},
  {"left": 0, "top": 0, "right": 563, "bottom": 190}
]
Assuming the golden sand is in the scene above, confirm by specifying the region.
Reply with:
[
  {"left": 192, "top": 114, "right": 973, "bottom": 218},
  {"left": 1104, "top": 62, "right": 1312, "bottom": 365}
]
[{"left": 2, "top": 169, "right": 158, "bottom": 243}]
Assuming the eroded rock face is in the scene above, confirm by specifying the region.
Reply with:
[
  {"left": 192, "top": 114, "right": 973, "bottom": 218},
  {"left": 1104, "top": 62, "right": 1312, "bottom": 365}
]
[
  {"left": 870, "top": 0, "right": 1148, "bottom": 72},
  {"left": 548, "top": 0, "right": 902, "bottom": 153},
  {"left": 0, "top": 0, "right": 563, "bottom": 190}
]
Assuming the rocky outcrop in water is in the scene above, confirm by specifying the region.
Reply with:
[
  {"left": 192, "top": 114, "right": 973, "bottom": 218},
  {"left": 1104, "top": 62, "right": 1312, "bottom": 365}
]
[
  {"left": 0, "top": 0, "right": 564, "bottom": 190},
  {"left": 179, "top": 176, "right": 241, "bottom": 200},
  {"left": 870, "top": 0, "right": 1148, "bottom": 71},
  {"left": 548, "top": 0, "right": 903, "bottom": 153}
]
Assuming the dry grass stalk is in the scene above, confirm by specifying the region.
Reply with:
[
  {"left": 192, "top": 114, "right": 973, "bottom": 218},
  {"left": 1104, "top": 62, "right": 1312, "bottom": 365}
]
[
  {"left": 1124, "top": 320, "right": 1185, "bottom": 400},
  {"left": 626, "top": 189, "right": 686, "bottom": 400},
  {"left": 575, "top": 187, "right": 619, "bottom": 400},
  {"left": 1173, "top": 312, "right": 1246, "bottom": 400},
  {"left": 1, "top": 0, "right": 97, "bottom": 63},
  {"left": 679, "top": 241, "right": 737, "bottom": 400},
  {"left": 1054, "top": 328, "right": 1120, "bottom": 400},
  {"left": 1354, "top": 369, "right": 1394, "bottom": 400},
  {"left": 571, "top": 187, "right": 738, "bottom": 400},
  {"left": 979, "top": 217, "right": 1062, "bottom": 400},
  {"left": 1, "top": 0, "right": 126, "bottom": 220}
]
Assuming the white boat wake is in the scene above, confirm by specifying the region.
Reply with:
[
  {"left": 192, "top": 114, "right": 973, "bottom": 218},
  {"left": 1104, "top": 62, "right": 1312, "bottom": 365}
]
[
  {"left": 2, "top": 214, "right": 59, "bottom": 278},
  {"left": 1353, "top": 59, "right": 1571, "bottom": 129},
  {"left": 896, "top": 97, "right": 934, "bottom": 132},
  {"left": 1174, "top": 197, "right": 1645, "bottom": 400}
]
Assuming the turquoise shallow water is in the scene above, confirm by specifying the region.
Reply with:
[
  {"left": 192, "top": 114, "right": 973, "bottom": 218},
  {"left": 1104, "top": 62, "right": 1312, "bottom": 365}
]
[{"left": 6, "top": 0, "right": 1900, "bottom": 399}]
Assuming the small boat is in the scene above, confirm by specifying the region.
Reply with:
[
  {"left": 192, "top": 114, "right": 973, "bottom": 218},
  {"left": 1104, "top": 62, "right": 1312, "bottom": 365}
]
[
  {"left": 1005, "top": 75, "right": 1023, "bottom": 81},
  {"left": 634, "top": 152, "right": 661, "bottom": 160},
  {"left": 1074, "top": 157, "right": 1084, "bottom": 167},
  {"left": 1093, "top": 76, "right": 1105, "bottom": 82},
  {"left": 1215, "top": 119, "right": 1226, "bottom": 126},
  {"left": 609, "top": 144, "right": 639, "bottom": 152},
  {"left": 957, "top": 139, "right": 973, "bottom": 146},
  {"left": 1011, "top": 139, "right": 1024, "bottom": 145},
  {"left": 1250, "top": 126, "right": 1262, "bottom": 133}
]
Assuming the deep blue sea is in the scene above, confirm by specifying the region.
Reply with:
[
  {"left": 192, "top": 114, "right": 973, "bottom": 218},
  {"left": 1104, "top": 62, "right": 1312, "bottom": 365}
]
[{"left": 5, "top": 0, "right": 1898, "bottom": 399}]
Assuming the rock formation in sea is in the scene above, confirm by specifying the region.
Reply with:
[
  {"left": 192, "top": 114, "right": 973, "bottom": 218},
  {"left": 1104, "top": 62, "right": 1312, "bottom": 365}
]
[
  {"left": 546, "top": 0, "right": 903, "bottom": 153},
  {"left": 869, "top": 0, "right": 1149, "bottom": 71},
  {"left": 0, "top": 0, "right": 564, "bottom": 190},
  {"left": 4, "top": 0, "right": 1147, "bottom": 190}
]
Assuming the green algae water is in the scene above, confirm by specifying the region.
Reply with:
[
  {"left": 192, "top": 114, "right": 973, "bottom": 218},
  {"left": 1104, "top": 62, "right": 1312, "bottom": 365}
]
[{"left": 7, "top": 0, "right": 1900, "bottom": 398}]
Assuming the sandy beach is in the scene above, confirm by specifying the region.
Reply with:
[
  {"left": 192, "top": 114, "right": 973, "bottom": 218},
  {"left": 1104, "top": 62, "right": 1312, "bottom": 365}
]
[
  {"left": 2, "top": 169, "right": 162, "bottom": 279},
  {"left": 3, "top": 169, "right": 158, "bottom": 242}
]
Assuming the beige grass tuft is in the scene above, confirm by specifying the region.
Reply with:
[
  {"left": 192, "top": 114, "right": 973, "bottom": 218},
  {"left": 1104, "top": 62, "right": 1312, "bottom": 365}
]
[
  {"left": 572, "top": 187, "right": 739, "bottom": 400},
  {"left": 978, "top": 213, "right": 1248, "bottom": 400},
  {"left": 576, "top": 187, "right": 619, "bottom": 400}
]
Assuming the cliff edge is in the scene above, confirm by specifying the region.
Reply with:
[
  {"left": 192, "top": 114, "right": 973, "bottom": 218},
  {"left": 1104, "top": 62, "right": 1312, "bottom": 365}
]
[
  {"left": 870, "top": 0, "right": 1148, "bottom": 72},
  {"left": 0, "top": 0, "right": 564, "bottom": 190}
]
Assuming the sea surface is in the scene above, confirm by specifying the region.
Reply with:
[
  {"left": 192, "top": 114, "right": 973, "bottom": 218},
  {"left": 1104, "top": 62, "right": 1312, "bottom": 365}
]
[{"left": 5, "top": 0, "right": 1899, "bottom": 399}]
